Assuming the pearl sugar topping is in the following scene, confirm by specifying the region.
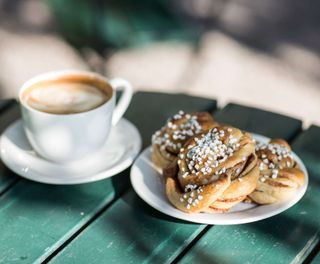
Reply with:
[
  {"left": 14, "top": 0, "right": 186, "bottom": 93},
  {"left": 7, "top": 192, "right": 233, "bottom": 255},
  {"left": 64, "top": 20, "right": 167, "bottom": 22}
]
[
  {"left": 151, "top": 111, "right": 203, "bottom": 151},
  {"left": 256, "top": 142, "right": 293, "bottom": 181},
  {"left": 179, "top": 184, "right": 204, "bottom": 209},
  {"left": 185, "top": 127, "right": 240, "bottom": 176}
]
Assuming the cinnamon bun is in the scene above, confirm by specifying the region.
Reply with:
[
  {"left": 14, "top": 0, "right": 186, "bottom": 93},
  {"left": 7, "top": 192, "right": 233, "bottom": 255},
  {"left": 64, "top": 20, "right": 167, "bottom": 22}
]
[
  {"left": 151, "top": 111, "right": 216, "bottom": 170},
  {"left": 165, "top": 126, "right": 259, "bottom": 213},
  {"left": 249, "top": 139, "right": 304, "bottom": 204}
]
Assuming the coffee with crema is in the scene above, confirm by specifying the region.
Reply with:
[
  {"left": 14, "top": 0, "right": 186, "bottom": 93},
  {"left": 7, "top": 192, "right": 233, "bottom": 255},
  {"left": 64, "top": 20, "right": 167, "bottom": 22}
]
[{"left": 21, "top": 75, "right": 112, "bottom": 114}]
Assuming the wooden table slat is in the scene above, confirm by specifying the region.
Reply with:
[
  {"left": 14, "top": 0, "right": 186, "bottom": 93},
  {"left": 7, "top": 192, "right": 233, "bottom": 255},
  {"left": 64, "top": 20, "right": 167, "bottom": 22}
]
[
  {"left": 0, "top": 173, "right": 130, "bottom": 263},
  {"left": 49, "top": 102, "right": 302, "bottom": 263},
  {"left": 0, "top": 92, "right": 216, "bottom": 263},
  {"left": 178, "top": 125, "right": 320, "bottom": 264},
  {"left": 124, "top": 91, "right": 217, "bottom": 148},
  {"left": 53, "top": 191, "right": 206, "bottom": 264},
  {"left": 215, "top": 103, "right": 302, "bottom": 140}
]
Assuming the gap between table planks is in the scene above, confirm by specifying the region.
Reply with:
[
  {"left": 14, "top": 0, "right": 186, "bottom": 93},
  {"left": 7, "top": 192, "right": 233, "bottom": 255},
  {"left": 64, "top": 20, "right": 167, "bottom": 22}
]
[
  {"left": 48, "top": 98, "right": 304, "bottom": 264},
  {"left": 310, "top": 246, "right": 320, "bottom": 264},
  {"left": 0, "top": 92, "right": 217, "bottom": 263}
]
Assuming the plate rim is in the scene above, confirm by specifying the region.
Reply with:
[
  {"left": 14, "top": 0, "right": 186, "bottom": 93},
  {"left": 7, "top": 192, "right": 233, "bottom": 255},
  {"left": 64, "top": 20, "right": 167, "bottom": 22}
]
[{"left": 130, "top": 133, "right": 309, "bottom": 225}]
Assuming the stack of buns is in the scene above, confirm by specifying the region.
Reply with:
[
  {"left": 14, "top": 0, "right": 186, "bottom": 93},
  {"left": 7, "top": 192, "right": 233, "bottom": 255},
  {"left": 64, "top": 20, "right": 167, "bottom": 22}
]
[{"left": 151, "top": 111, "right": 305, "bottom": 214}]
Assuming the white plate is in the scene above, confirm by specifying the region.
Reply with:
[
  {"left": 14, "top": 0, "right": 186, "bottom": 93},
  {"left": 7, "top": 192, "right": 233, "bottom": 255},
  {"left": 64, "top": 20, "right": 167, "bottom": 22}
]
[
  {"left": 0, "top": 118, "right": 141, "bottom": 184},
  {"left": 130, "top": 134, "right": 309, "bottom": 225}
]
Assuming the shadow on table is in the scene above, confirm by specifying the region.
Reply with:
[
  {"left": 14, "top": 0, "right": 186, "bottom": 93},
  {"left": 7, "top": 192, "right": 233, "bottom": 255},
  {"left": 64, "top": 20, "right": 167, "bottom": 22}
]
[
  {"left": 102, "top": 153, "right": 320, "bottom": 263},
  {"left": 0, "top": 167, "right": 131, "bottom": 221},
  {"left": 94, "top": 188, "right": 205, "bottom": 263}
]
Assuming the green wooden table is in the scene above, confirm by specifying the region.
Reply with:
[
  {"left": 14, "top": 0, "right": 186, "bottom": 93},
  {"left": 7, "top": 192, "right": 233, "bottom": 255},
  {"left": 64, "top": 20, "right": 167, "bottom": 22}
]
[{"left": 0, "top": 92, "right": 319, "bottom": 264}]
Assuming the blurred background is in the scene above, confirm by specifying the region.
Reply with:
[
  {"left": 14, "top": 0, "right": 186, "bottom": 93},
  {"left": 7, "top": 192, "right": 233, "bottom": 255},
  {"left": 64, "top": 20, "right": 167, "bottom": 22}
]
[{"left": 0, "top": 0, "right": 319, "bottom": 126}]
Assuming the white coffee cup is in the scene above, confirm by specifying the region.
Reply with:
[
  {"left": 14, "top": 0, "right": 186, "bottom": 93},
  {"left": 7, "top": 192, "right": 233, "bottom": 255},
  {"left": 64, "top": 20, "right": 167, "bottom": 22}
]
[{"left": 19, "top": 70, "right": 133, "bottom": 163}]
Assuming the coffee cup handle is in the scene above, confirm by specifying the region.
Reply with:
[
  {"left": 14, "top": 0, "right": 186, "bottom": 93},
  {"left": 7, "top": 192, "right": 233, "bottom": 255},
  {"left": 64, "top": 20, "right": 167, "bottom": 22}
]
[{"left": 109, "top": 78, "right": 133, "bottom": 126}]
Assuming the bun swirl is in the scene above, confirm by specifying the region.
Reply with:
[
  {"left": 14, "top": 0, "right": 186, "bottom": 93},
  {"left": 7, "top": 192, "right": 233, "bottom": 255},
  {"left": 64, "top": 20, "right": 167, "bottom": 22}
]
[
  {"left": 249, "top": 139, "right": 304, "bottom": 204},
  {"left": 165, "top": 126, "right": 259, "bottom": 213},
  {"left": 151, "top": 111, "right": 216, "bottom": 170}
]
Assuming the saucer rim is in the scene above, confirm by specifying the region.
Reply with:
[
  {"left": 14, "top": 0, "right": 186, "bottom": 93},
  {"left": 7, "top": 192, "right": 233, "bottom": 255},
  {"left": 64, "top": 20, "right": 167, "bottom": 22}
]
[{"left": 0, "top": 118, "right": 142, "bottom": 185}]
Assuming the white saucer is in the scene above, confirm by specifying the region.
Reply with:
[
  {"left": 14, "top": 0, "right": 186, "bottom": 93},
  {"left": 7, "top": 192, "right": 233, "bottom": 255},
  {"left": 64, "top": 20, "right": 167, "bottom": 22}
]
[
  {"left": 130, "top": 134, "right": 309, "bottom": 225},
  {"left": 0, "top": 118, "right": 141, "bottom": 184}
]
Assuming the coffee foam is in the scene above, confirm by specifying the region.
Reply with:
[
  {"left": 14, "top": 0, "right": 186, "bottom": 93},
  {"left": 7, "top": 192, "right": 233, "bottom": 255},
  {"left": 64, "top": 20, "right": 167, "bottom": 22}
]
[{"left": 23, "top": 81, "right": 110, "bottom": 114}]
